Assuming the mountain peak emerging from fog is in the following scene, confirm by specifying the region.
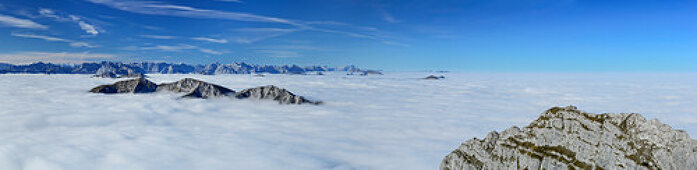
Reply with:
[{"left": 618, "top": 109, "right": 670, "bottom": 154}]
[
  {"left": 91, "top": 78, "right": 321, "bottom": 105},
  {"left": 441, "top": 106, "right": 697, "bottom": 169}
]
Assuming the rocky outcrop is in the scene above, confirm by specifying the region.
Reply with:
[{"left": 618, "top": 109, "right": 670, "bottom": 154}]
[
  {"left": 89, "top": 77, "right": 158, "bottom": 93},
  {"left": 425, "top": 75, "right": 445, "bottom": 80},
  {"left": 93, "top": 72, "right": 146, "bottom": 78},
  {"left": 90, "top": 78, "right": 320, "bottom": 104},
  {"left": 93, "top": 72, "right": 119, "bottom": 78},
  {"left": 441, "top": 106, "right": 697, "bottom": 170},
  {"left": 235, "top": 85, "right": 321, "bottom": 105},
  {"left": 157, "top": 78, "right": 235, "bottom": 98}
]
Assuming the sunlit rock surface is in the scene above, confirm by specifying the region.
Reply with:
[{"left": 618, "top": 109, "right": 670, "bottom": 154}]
[
  {"left": 157, "top": 78, "right": 235, "bottom": 99},
  {"left": 236, "top": 85, "right": 321, "bottom": 105},
  {"left": 441, "top": 106, "right": 697, "bottom": 170},
  {"left": 90, "top": 78, "right": 319, "bottom": 104},
  {"left": 89, "top": 77, "right": 158, "bottom": 93}
]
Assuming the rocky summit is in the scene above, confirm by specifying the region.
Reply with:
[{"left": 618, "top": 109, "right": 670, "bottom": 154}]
[
  {"left": 157, "top": 78, "right": 235, "bottom": 98},
  {"left": 236, "top": 85, "right": 321, "bottom": 105},
  {"left": 89, "top": 77, "right": 158, "bottom": 93},
  {"left": 424, "top": 75, "right": 445, "bottom": 80},
  {"left": 440, "top": 106, "right": 697, "bottom": 170},
  {"left": 90, "top": 78, "right": 320, "bottom": 104}
]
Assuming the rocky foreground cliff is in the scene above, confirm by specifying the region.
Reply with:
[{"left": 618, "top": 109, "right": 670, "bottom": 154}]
[
  {"left": 90, "top": 78, "right": 320, "bottom": 104},
  {"left": 441, "top": 106, "right": 697, "bottom": 169}
]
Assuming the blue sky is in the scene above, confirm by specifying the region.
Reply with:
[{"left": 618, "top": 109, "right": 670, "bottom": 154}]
[{"left": 0, "top": 0, "right": 695, "bottom": 71}]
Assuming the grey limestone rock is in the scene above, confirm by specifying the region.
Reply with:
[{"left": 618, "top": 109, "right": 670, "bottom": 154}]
[
  {"left": 235, "top": 85, "right": 321, "bottom": 105},
  {"left": 157, "top": 78, "right": 235, "bottom": 98},
  {"left": 441, "top": 106, "right": 697, "bottom": 170},
  {"left": 90, "top": 78, "right": 320, "bottom": 104},
  {"left": 89, "top": 77, "right": 158, "bottom": 93}
]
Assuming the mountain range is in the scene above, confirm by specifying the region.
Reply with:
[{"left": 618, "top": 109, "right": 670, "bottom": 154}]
[{"left": 0, "top": 61, "right": 373, "bottom": 75}]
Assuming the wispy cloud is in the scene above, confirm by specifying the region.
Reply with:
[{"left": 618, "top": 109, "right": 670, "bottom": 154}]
[
  {"left": 37, "top": 8, "right": 101, "bottom": 35},
  {"left": 231, "top": 28, "right": 297, "bottom": 44},
  {"left": 84, "top": 0, "right": 303, "bottom": 27},
  {"left": 0, "top": 14, "right": 47, "bottom": 29},
  {"left": 126, "top": 44, "right": 224, "bottom": 55},
  {"left": 254, "top": 49, "right": 300, "bottom": 58},
  {"left": 0, "top": 51, "right": 114, "bottom": 64},
  {"left": 11, "top": 32, "right": 97, "bottom": 48},
  {"left": 191, "top": 37, "right": 228, "bottom": 43},
  {"left": 381, "top": 12, "right": 400, "bottom": 23},
  {"left": 84, "top": 0, "right": 404, "bottom": 45},
  {"left": 214, "top": 0, "right": 243, "bottom": 3},
  {"left": 140, "top": 34, "right": 178, "bottom": 39}
]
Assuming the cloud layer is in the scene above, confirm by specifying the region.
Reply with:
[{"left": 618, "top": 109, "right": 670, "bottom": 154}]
[{"left": 0, "top": 73, "right": 695, "bottom": 169}]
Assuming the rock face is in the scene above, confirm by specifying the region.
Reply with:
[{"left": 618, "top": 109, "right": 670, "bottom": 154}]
[
  {"left": 93, "top": 72, "right": 119, "bottom": 78},
  {"left": 235, "top": 85, "right": 321, "bottom": 105},
  {"left": 93, "top": 72, "right": 146, "bottom": 78},
  {"left": 425, "top": 75, "right": 445, "bottom": 80},
  {"left": 90, "top": 78, "right": 320, "bottom": 104},
  {"left": 441, "top": 106, "right": 697, "bottom": 170},
  {"left": 89, "top": 77, "right": 158, "bottom": 93},
  {"left": 157, "top": 78, "right": 235, "bottom": 98}
]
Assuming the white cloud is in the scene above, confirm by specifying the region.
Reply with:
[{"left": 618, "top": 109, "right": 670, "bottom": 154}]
[
  {"left": 37, "top": 9, "right": 101, "bottom": 35},
  {"left": 254, "top": 49, "right": 300, "bottom": 58},
  {"left": 131, "top": 44, "right": 224, "bottom": 55},
  {"left": 0, "top": 73, "right": 695, "bottom": 169},
  {"left": 85, "top": 0, "right": 302, "bottom": 26},
  {"left": 69, "top": 42, "right": 98, "bottom": 48},
  {"left": 11, "top": 32, "right": 97, "bottom": 48},
  {"left": 0, "top": 51, "right": 114, "bottom": 64},
  {"left": 140, "top": 44, "right": 196, "bottom": 51},
  {"left": 11, "top": 32, "right": 66, "bottom": 42},
  {"left": 231, "top": 28, "right": 297, "bottom": 44},
  {"left": 0, "top": 14, "right": 47, "bottom": 29},
  {"left": 198, "top": 48, "right": 223, "bottom": 55},
  {"left": 83, "top": 0, "right": 404, "bottom": 44},
  {"left": 191, "top": 37, "right": 228, "bottom": 43},
  {"left": 69, "top": 15, "right": 100, "bottom": 35},
  {"left": 38, "top": 8, "right": 63, "bottom": 20}
]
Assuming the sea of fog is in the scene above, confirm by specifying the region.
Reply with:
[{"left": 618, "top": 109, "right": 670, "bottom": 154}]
[{"left": 0, "top": 72, "right": 695, "bottom": 170}]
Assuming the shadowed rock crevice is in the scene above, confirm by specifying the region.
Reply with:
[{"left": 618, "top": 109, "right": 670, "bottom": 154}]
[
  {"left": 441, "top": 106, "right": 697, "bottom": 170},
  {"left": 90, "top": 78, "right": 320, "bottom": 104}
]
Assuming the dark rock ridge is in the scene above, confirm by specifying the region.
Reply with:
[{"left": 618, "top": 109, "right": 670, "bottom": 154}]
[
  {"left": 0, "top": 61, "right": 369, "bottom": 75},
  {"left": 424, "top": 75, "right": 445, "bottom": 80},
  {"left": 441, "top": 106, "right": 697, "bottom": 170},
  {"left": 90, "top": 78, "right": 320, "bottom": 104},
  {"left": 235, "top": 85, "right": 321, "bottom": 105},
  {"left": 157, "top": 78, "right": 235, "bottom": 99},
  {"left": 89, "top": 77, "right": 158, "bottom": 93}
]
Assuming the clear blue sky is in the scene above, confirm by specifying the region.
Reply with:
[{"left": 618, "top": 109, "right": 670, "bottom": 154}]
[{"left": 0, "top": 0, "right": 695, "bottom": 71}]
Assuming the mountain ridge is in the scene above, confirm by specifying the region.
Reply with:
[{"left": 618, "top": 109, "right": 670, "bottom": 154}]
[
  {"left": 0, "top": 61, "right": 376, "bottom": 75},
  {"left": 441, "top": 106, "right": 697, "bottom": 169}
]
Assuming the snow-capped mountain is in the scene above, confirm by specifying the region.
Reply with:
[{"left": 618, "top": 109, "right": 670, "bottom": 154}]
[{"left": 0, "top": 61, "right": 370, "bottom": 75}]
